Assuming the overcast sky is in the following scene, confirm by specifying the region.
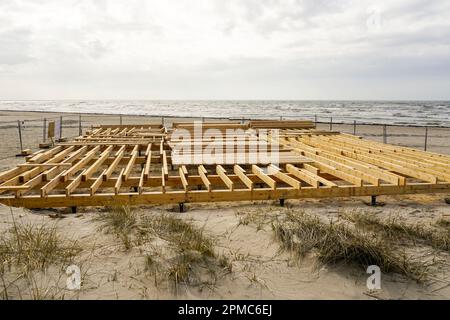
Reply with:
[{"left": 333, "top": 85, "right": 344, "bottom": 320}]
[{"left": 0, "top": 0, "right": 449, "bottom": 100}]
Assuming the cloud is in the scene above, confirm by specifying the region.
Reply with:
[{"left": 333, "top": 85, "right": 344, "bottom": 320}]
[
  {"left": 0, "top": 27, "right": 34, "bottom": 65},
  {"left": 0, "top": 0, "right": 449, "bottom": 99}
]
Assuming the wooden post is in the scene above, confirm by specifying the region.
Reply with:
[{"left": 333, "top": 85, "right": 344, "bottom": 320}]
[
  {"left": 353, "top": 120, "right": 356, "bottom": 135},
  {"left": 383, "top": 124, "right": 387, "bottom": 144},
  {"left": 59, "top": 115, "right": 63, "bottom": 138},
  {"left": 424, "top": 126, "right": 428, "bottom": 151},
  {"left": 371, "top": 195, "right": 377, "bottom": 206},
  {"left": 119, "top": 115, "right": 122, "bottom": 125},
  {"left": 43, "top": 118, "right": 47, "bottom": 142},
  {"left": 329, "top": 117, "right": 333, "bottom": 131},
  {"left": 17, "top": 120, "right": 23, "bottom": 151},
  {"left": 78, "top": 114, "right": 82, "bottom": 136}
]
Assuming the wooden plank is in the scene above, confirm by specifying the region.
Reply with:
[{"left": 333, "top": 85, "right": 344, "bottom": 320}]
[
  {"left": 286, "top": 164, "right": 320, "bottom": 188},
  {"left": 138, "top": 168, "right": 145, "bottom": 194},
  {"left": 17, "top": 163, "right": 72, "bottom": 167},
  {"left": 90, "top": 169, "right": 106, "bottom": 196},
  {"left": 269, "top": 165, "right": 301, "bottom": 189},
  {"left": 3, "top": 183, "right": 450, "bottom": 209},
  {"left": 252, "top": 165, "right": 276, "bottom": 189},
  {"left": 115, "top": 169, "right": 124, "bottom": 195},
  {"left": 63, "top": 146, "right": 100, "bottom": 181},
  {"left": 66, "top": 170, "right": 85, "bottom": 196},
  {"left": 41, "top": 170, "right": 66, "bottom": 197},
  {"left": 82, "top": 146, "right": 113, "bottom": 181},
  {"left": 198, "top": 166, "right": 211, "bottom": 191},
  {"left": 216, "top": 165, "right": 234, "bottom": 190},
  {"left": 234, "top": 165, "right": 253, "bottom": 190},
  {"left": 123, "top": 148, "right": 138, "bottom": 181},
  {"left": 162, "top": 151, "right": 168, "bottom": 177},
  {"left": 103, "top": 148, "right": 125, "bottom": 181},
  {"left": 179, "top": 167, "right": 189, "bottom": 191},
  {"left": 144, "top": 150, "right": 152, "bottom": 180}
]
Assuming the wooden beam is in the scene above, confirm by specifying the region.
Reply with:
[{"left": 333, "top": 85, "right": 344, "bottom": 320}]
[
  {"left": 82, "top": 146, "right": 113, "bottom": 181},
  {"left": 234, "top": 165, "right": 253, "bottom": 190},
  {"left": 103, "top": 148, "right": 125, "bottom": 181},
  {"left": 162, "top": 151, "right": 168, "bottom": 178},
  {"left": 269, "top": 165, "right": 301, "bottom": 189},
  {"left": 90, "top": 169, "right": 106, "bottom": 196},
  {"left": 123, "top": 148, "right": 138, "bottom": 181},
  {"left": 179, "top": 167, "right": 189, "bottom": 191},
  {"left": 198, "top": 166, "right": 211, "bottom": 191},
  {"left": 115, "top": 169, "right": 124, "bottom": 195},
  {"left": 252, "top": 165, "right": 276, "bottom": 189},
  {"left": 216, "top": 165, "right": 234, "bottom": 190}
]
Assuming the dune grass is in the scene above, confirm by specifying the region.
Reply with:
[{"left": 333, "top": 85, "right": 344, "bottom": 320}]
[
  {"left": 139, "top": 214, "right": 231, "bottom": 289},
  {"left": 94, "top": 205, "right": 137, "bottom": 249},
  {"left": 273, "top": 210, "right": 431, "bottom": 282},
  {"left": 342, "top": 211, "right": 450, "bottom": 251},
  {"left": 0, "top": 209, "right": 81, "bottom": 299}
]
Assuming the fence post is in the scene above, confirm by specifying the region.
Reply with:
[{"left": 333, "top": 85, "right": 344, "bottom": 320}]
[
  {"left": 43, "top": 118, "right": 47, "bottom": 142},
  {"left": 383, "top": 124, "right": 387, "bottom": 144},
  {"left": 424, "top": 126, "right": 428, "bottom": 151},
  {"left": 120, "top": 115, "right": 122, "bottom": 125},
  {"left": 17, "top": 120, "right": 23, "bottom": 151},
  {"left": 353, "top": 120, "right": 356, "bottom": 135},
  {"left": 59, "top": 115, "right": 63, "bottom": 138},
  {"left": 329, "top": 117, "right": 333, "bottom": 131},
  {"left": 78, "top": 114, "right": 82, "bottom": 136}
]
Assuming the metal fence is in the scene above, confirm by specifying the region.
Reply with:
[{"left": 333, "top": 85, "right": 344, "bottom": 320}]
[{"left": 1, "top": 112, "right": 449, "bottom": 161}]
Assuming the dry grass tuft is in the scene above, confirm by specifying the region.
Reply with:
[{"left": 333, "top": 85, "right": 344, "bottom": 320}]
[
  {"left": 273, "top": 210, "right": 431, "bottom": 282},
  {"left": 342, "top": 211, "right": 450, "bottom": 251},
  {"left": 94, "top": 205, "right": 137, "bottom": 249},
  {"left": 0, "top": 209, "right": 82, "bottom": 300},
  {"left": 0, "top": 222, "right": 81, "bottom": 274},
  {"left": 139, "top": 214, "right": 231, "bottom": 289}
]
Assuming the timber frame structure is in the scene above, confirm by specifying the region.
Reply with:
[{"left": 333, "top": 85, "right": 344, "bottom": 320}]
[{"left": 0, "top": 120, "right": 449, "bottom": 209}]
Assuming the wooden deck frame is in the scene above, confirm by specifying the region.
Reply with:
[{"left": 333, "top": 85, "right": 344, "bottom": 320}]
[{"left": 0, "top": 121, "right": 449, "bottom": 209}]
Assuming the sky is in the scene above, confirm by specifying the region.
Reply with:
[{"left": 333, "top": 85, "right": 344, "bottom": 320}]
[{"left": 0, "top": 0, "right": 449, "bottom": 100}]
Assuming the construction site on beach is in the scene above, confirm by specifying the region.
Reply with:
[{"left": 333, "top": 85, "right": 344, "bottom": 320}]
[{"left": 0, "top": 119, "right": 449, "bottom": 211}]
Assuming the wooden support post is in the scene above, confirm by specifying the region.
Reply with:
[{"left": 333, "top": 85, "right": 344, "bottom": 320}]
[
  {"left": 353, "top": 120, "right": 356, "bottom": 135},
  {"left": 43, "top": 118, "right": 47, "bottom": 142},
  {"left": 78, "top": 114, "right": 82, "bottom": 136},
  {"left": 371, "top": 195, "right": 377, "bottom": 206},
  {"left": 17, "top": 120, "right": 23, "bottom": 152},
  {"left": 424, "top": 126, "right": 428, "bottom": 151},
  {"left": 279, "top": 198, "right": 285, "bottom": 207},
  {"left": 383, "top": 124, "right": 387, "bottom": 144},
  {"left": 59, "top": 115, "right": 63, "bottom": 139}
]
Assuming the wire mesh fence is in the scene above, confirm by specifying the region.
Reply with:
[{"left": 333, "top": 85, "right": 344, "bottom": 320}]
[{"left": 0, "top": 112, "right": 449, "bottom": 161}]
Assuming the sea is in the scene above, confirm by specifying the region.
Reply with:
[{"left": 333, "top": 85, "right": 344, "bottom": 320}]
[{"left": 0, "top": 100, "right": 449, "bottom": 127}]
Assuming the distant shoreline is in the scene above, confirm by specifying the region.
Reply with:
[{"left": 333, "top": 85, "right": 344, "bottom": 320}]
[{"left": 0, "top": 108, "right": 448, "bottom": 128}]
